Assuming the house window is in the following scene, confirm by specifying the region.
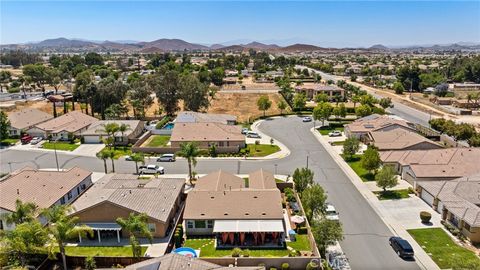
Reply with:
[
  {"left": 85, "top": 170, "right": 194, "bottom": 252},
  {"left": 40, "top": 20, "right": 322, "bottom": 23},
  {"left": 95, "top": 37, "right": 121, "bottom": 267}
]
[
  {"left": 148, "top": 223, "right": 156, "bottom": 233},
  {"left": 207, "top": 220, "right": 213, "bottom": 229},
  {"left": 0, "top": 220, "right": 3, "bottom": 230},
  {"left": 219, "top": 142, "right": 224, "bottom": 147},
  {"left": 60, "top": 197, "right": 65, "bottom": 205},
  {"left": 81, "top": 184, "right": 86, "bottom": 190},
  {"left": 77, "top": 187, "right": 80, "bottom": 195},
  {"left": 186, "top": 220, "right": 194, "bottom": 229},
  {"left": 464, "top": 223, "right": 471, "bottom": 231},
  {"left": 67, "top": 191, "right": 73, "bottom": 200},
  {"left": 194, "top": 220, "right": 206, "bottom": 229}
]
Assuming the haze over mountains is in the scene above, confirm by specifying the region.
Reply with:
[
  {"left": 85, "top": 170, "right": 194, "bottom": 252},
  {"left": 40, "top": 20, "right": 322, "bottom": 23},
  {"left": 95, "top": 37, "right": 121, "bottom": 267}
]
[{"left": 1, "top": 37, "right": 479, "bottom": 53}]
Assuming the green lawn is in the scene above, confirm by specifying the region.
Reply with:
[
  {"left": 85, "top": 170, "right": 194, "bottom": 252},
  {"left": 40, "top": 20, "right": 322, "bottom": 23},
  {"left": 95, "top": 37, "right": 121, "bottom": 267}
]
[
  {"left": 344, "top": 155, "right": 375, "bottom": 181},
  {"left": 63, "top": 246, "right": 147, "bottom": 257},
  {"left": 0, "top": 138, "right": 19, "bottom": 145},
  {"left": 145, "top": 135, "right": 170, "bottom": 147},
  {"left": 408, "top": 228, "right": 480, "bottom": 269},
  {"left": 331, "top": 141, "right": 345, "bottom": 146},
  {"left": 247, "top": 144, "right": 281, "bottom": 157},
  {"left": 374, "top": 189, "right": 411, "bottom": 200},
  {"left": 287, "top": 234, "right": 311, "bottom": 252},
  {"left": 184, "top": 238, "right": 290, "bottom": 257},
  {"left": 42, "top": 142, "right": 80, "bottom": 151},
  {"left": 317, "top": 126, "right": 345, "bottom": 136}
]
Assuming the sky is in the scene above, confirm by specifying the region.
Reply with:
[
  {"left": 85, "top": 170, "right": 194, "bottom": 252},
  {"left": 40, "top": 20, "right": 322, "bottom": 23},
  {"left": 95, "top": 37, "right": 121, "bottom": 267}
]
[{"left": 1, "top": 1, "right": 480, "bottom": 47}]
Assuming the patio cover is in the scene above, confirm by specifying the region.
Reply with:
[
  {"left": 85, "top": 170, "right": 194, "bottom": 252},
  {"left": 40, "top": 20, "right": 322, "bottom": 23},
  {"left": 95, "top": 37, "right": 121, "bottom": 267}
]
[
  {"left": 82, "top": 223, "right": 122, "bottom": 231},
  {"left": 213, "top": 220, "right": 284, "bottom": 233}
]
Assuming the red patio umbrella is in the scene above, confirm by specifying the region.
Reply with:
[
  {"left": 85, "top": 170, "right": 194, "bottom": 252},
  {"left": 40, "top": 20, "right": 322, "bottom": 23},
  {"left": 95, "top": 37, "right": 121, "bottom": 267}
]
[
  {"left": 240, "top": 232, "right": 245, "bottom": 246},
  {"left": 260, "top": 232, "right": 266, "bottom": 244},
  {"left": 222, "top": 232, "right": 228, "bottom": 244},
  {"left": 229, "top": 232, "right": 235, "bottom": 245}
]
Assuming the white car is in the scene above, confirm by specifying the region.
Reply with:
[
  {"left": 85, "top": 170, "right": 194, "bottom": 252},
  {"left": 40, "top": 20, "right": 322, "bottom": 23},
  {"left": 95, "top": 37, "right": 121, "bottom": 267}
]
[
  {"left": 302, "top": 116, "right": 312, "bottom": 122},
  {"left": 157, "top": 154, "right": 176, "bottom": 162},
  {"left": 325, "top": 203, "right": 340, "bottom": 221},
  {"left": 30, "top": 137, "right": 43, "bottom": 145},
  {"left": 140, "top": 164, "right": 165, "bottom": 174},
  {"left": 241, "top": 128, "right": 249, "bottom": 135},
  {"left": 328, "top": 130, "right": 342, "bottom": 137},
  {"left": 246, "top": 131, "right": 261, "bottom": 138}
]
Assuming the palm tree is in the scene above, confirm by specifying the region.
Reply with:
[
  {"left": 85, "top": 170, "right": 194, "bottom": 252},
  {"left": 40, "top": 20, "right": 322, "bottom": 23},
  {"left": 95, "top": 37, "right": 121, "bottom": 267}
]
[
  {"left": 107, "top": 150, "right": 117, "bottom": 173},
  {"left": 96, "top": 150, "right": 110, "bottom": 173},
  {"left": 97, "top": 122, "right": 120, "bottom": 149},
  {"left": 118, "top": 123, "right": 131, "bottom": 149},
  {"left": 116, "top": 213, "right": 153, "bottom": 257},
  {"left": 178, "top": 142, "right": 200, "bottom": 185},
  {"left": 4, "top": 199, "right": 38, "bottom": 225},
  {"left": 130, "top": 153, "right": 145, "bottom": 174},
  {"left": 42, "top": 205, "right": 93, "bottom": 270}
]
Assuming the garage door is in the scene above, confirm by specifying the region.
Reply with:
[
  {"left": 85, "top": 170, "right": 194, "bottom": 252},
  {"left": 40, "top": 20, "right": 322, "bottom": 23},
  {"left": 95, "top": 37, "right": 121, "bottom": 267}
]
[
  {"left": 421, "top": 190, "right": 434, "bottom": 207},
  {"left": 437, "top": 200, "right": 444, "bottom": 214},
  {"left": 83, "top": 135, "right": 101, "bottom": 144}
]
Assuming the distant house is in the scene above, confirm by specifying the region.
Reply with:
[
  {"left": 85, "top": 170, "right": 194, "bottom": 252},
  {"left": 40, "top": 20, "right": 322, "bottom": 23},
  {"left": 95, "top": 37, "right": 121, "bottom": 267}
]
[
  {"left": 223, "top": 77, "right": 237, "bottom": 84},
  {"left": 70, "top": 174, "right": 185, "bottom": 242},
  {"left": 29, "top": 111, "right": 98, "bottom": 140},
  {"left": 7, "top": 108, "right": 53, "bottom": 137},
  {"left": 0, "top": 167, "right": 92, "bottom": 230},
  {"left": 380, "top": 148, "right": 480, "bottom": 185},
  {"left": 184, "top": 169, "right": 285, "bottom": 248},
  {"left": 364, "top": 128, "right": 442, "bottom": 151},
  {"left": 295, "top": 84, "right": 345, "bottom": 100},
  {"left": 176, "top": 111, "right": 237, "bottom": 125},
  {"left": 344, "top": 114, "right": 416, "bottom": 139},
  {"left": 452, "top": 99, "right": 479, "bottom": 109},
  {"left": 417, "top": 174, "right": 480, "bottom": 243},
  {"left": 82, "top": 120, "right": 145, "bottom": 145},
  {"left": 170, "top": 122, "right": 245, "bottom": 152},
  {"left": 430, "top": 97, "right": 453, "bottom": 106},
  {"left": 452, "top": 83, "right": 480, "bottom": 92}
]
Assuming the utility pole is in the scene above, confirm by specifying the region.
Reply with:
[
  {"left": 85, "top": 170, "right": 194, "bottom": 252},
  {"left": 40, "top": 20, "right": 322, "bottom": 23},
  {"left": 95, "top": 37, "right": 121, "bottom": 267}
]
[
  {"left": 306, "top": 155, "right": 309, "bottom": 169},
  {"left": 54, "top": 138, "right": 60, "bottom": 171}
]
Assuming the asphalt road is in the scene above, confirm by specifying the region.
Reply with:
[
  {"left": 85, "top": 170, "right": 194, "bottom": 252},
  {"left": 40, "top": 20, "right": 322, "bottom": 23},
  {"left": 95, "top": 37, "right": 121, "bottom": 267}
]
[{"left": 0, "top": 116, "right": 419, "bottom": 270}]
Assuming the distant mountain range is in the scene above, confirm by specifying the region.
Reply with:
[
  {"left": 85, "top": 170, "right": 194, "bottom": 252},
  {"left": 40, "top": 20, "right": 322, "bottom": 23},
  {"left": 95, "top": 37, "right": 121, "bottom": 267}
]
[{"left": 1, "top": 37, "right": 479, "bottom": 53}]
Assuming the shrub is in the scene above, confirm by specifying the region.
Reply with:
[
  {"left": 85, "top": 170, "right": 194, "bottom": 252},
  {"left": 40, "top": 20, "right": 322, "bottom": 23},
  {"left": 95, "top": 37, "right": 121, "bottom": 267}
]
[
  {"left": 242, "top": 249, "right": 250, "bottom": 257},
  {"left": 306, "top": 261, "right": 319, "bottom": 270},
  {"left": 407, "top": 187, "right": 414, "bottom": 194},
  {"left": 281, "top": 262, "right": 290, "bottom": 270},
  {"left": 284, "top": 188, "right": 296, "bottom": 202},
  {"left": 231, "top": 247, "right": 242, "bottom": 257},
  {"left": 288, "top": 250, "right": 299, "bottom": 257},
  {"left": 420, "top": 211, "right": 432, "bottom": 223},
  {"left": 85, "top": 256, "right": 96, "bottom": 270},
  {"left": 155, "top": 116, "right": 171, "bottom": 129},
  {"left": 296, "top": 226, "right": 308, "bottom": 234}
]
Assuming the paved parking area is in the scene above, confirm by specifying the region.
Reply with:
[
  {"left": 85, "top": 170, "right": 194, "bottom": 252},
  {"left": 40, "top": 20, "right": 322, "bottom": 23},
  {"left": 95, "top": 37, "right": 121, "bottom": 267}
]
[{"left": 72, "top": 144, "right": 105, "bottom": 157}]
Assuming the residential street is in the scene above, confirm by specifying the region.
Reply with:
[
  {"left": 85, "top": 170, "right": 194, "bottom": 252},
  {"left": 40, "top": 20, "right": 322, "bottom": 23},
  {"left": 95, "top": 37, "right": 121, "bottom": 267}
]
[{"left": 0, "top": 116, "right": 419, "bottom": 270}]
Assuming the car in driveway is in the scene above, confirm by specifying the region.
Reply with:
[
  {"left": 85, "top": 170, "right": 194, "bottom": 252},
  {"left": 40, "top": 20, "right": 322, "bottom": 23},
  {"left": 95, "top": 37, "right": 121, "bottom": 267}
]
[
  {"left": 389, "top": 237, "right": 414, "bottom": 259},
  {"left": 21, "top": 135, "right": 33, "bottom": 144},
  {"left": 328, "top": 130, "right": 342, "bottom": 137},
  {"left": 246, "top": 131, "right": 261, "bottom": 138},
  {"left": 325, "top": 203, "right": 340, "bottom": 221},
  {"left": 157, "top": 154, "right": 175, "bottom": 162},
  {"left": 302, "top": 116, "right": 312, "bottom": 122},
  {"left": 241, "top": 128, "right": 249, "bottom": 135},
  {"left": 30, "top": 137, "right": 43, "bottom": 145},
  {"left": 139, "top": 164, "right": 165, "bottom": 175},
  {"left": 125, "top": 155, "right": 133, "bottom": 161}
]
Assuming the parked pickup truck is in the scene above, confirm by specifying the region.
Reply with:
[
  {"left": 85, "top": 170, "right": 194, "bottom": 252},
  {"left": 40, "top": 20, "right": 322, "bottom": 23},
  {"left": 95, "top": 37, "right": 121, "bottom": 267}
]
[{"left": 139, "top": 164, "right": 165, "bottom": 175}]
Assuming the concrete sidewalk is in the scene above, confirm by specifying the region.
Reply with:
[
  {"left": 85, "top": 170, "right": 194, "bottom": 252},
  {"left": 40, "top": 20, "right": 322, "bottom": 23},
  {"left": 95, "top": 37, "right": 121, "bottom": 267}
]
[{"left": 310, "top": 127, "right": 440, "bottom": 270}]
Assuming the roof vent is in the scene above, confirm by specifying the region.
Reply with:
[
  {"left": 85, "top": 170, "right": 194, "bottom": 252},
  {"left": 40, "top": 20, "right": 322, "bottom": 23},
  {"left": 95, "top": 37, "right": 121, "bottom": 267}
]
[
  {"left": 253, "top": 196, "right": 258, "bottom": 199},
  {"left": 224, "top": 213, "right": 228, "bottom": 216},
  {"left": 16, "top": 189, "right": 19, "bottom": 195},
  {"left": 201, "top": 213, "right": 205, "bottom": 216},
  {"left": 262, "top": 212, "right": 266, "bottom": 216},
  {"left": 210, "top": 196, "right": 215, "bottom": 199},
  {"left": 245, "top": 213, "right": 249, "bottom": 216}
]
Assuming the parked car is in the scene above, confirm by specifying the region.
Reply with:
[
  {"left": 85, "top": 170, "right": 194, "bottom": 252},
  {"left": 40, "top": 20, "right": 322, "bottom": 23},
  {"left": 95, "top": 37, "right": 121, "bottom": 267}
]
[
  {"left": 302, "top": 116, "right": 312, "bottom": 122},
  {"left": 140, "top": 164, "right": 165, "bottom": 175},
  {"left": 246, "top": 131, "right": 261, "bottom": 138},
  {"left": 328, "top": 130, "right": 342, "bottom": 137},
  {"left": 389, "top": 237, "right": 414, "bottom": 259},
  {"left": 30, "top": 137, "right": 43, "bottom": 145},
  {"left": 325, "top": 203, "right": 340, "bottom": 221},
  {"left": 241, "top": 128, "right": 249, "bottom": 135},
  {"left": 125, "top": 155, "right": 133, "bottom": 161},
  {"left": 157, "top": 154, "right": 176, "bottom": 162},
  {"left": 21, "top": 135, "right": 33, "bottom": 144}
]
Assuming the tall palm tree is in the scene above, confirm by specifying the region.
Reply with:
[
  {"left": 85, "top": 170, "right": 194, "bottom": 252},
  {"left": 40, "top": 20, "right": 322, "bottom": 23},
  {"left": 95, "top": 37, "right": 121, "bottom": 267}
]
[
  {"left": 116, "top": 213, "right": 153, "bottom": 257},
  {"left": 96, "top": 122, "right": 119, "bottom": 149},
  {"left": 42, "top": 205, "right": 93, "bottom": 270},
  {"left": 4, "top": 199, "right": 38, "bottom": 225},
  {"left": 178, "top": 142, "right": 200, "bottom": 185},
  {"left": 107, "top": 150, "right": 117, "bottom": 173},
  {"left": 118, "top": 123, "right": 131, "bottom": 149},
  {"left": 96, "top": 150, "right": 110, "bottom": 173},
  {"left": 130, "top": 153, "right": 145, "bottom": 174}
]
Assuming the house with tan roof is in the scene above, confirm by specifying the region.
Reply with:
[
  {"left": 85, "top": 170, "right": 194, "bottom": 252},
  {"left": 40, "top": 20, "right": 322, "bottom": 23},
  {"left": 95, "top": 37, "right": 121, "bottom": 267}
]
[
  {"left": 7, "top": 108, "right": 53, "bottom": 137},
  {"left": 380, "top": 148, "right": 480, "bottom": 185},
  {"left": 344, "top": 114, "right": 416, "bottom": 139},
  {"left": 365, "top": 128, "right": 442, "bottom": 151},
  {"left": 184, "top": 169, "right": 285, "bottom": 248},
  {"left": 170, "top": 122, "right": 245, "bottom": 152},
  {"left": 417, "top": 174, "right": 480, "bottom": 243},
  {"left": 29, "top": 111, "right": 98, "bottom": 140},
  {"left": 70, "top": 174, "right": 185, "bottom": 242},
  {"left": 295, "top": 83, "right": 345, "bottom": 100},
  {"left": 0, "top": 167, "right": 92, "bottom": 231},
  {"left": 82, "top": 120, "right": 145, "bottom": 145}
]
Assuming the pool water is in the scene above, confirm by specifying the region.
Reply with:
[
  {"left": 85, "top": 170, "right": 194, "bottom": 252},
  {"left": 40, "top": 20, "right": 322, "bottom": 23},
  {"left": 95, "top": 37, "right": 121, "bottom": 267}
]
[
  {"left": 163, "top": 123, "right": 175, "bottom": 130},
  {"left": 173, "top": 247, "right": 197, "bottom": 258}
]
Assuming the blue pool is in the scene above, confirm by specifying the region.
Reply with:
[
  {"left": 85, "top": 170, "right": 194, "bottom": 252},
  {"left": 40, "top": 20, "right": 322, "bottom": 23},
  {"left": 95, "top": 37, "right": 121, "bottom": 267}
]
[
  {"left": 173, "top": 247, "right": 197, "bottom": 258},
  {"left": 163, "top": 123, "right": 175, "bottom": 130}
]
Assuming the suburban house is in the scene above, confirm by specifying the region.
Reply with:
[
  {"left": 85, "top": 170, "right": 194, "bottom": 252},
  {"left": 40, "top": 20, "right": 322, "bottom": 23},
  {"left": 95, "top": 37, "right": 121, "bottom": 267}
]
[
  {"left": 0, "top": 167, "right": 92, "bottom": 231},
  {"left": 184, "top": 169, "right": 286, "bottom": 248},
  {"left": 176, "top": 111, "right": 237, "bottom": 125},
  {"left": 451, "top": 83, "right": 480, "bottom": 92},
  {"left": 344, "top": 114, "right": 416, "bottom": 139},
  {"left": 380, "top": 148, "right": 480, "bottom": 185},
  {"left": 7, "top": 108, "right": 53, "bottom": 137},
  {"left": 170, "top": 122, "right": 245, "bottom": 152},
  {"left": 364, "top": 128, "right": 442, "bottom": 151},
  {"left": 82, "top": 120, "right": 145, "bottom": 145},
  {"left": 430, "top": 97, "right": 453, "bottom": 106},
  {"left": 294, "top": 83, "right": 345, "bottom": 100},
  {"left": 417, "top": 174, "right": 480, "bottom": 243},
  {"left": 452, "top": 99, "right": 480, "bottom": 109},
  {"left": 70, "top": 174, "right": 185, "bottom": 242},
  {"left": 29, "top": 111, "right": 98, "bottom": 140}
]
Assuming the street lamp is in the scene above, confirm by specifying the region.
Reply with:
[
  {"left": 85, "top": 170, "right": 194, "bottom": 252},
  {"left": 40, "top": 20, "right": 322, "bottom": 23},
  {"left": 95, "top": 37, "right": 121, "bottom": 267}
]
[
  {"left": 306, "top": 155, "right": 309, "bottom": 169},
  {"left": 53, "top": 138, "right": 60, "bottom": 171},
  {"left": 274, "top": 164, "right": 278, "bottom": 175},
  {"left": 8, "top": 162, "right": 12, "bottom": 173}
]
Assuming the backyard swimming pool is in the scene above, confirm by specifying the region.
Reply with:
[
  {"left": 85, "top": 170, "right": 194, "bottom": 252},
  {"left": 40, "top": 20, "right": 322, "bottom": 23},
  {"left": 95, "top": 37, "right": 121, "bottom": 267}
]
[{"left": 163, "top": 123, "right": 175, "bottom": 130}]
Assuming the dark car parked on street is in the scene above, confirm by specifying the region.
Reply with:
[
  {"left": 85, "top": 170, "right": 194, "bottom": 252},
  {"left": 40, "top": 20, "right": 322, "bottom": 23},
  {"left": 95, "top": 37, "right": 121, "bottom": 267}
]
[{"left": 389, "top": 236, "right": 414, "bottom": 259}]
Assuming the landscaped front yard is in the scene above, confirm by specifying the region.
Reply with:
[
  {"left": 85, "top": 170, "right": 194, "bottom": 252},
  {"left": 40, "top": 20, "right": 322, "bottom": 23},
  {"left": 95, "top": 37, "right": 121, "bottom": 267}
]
[
  {"left": 317, "top": 126, "right": 345, "bottom": 136},
  {"left": 144, "top": 135, "right": 170, "bottom": 147},
  {"left": 100, "top": 147, "right": 132, "bottom": 159},
  {"left": 408, "top": 228, "right": 480, "bottom": 269},
  {"left": 374, "top": 189, "right": 412, "bottom": 200},
  {"left": 63, "top": 246, "right": 147, "bottom": 257},
  {"left": 287, "top": 234, "right": 311, "bottom": 252},
  {"left": 184, "top": 238, "right": 291, "bottom": 257},
  {"left": 42, "top": 142, "right": 80, "bottom": 151},
  {"left": 343, "top": 154, "right": 374, "bottom": 181},
  {"left": 0, "top": 138, "right": 19, "bottom": 146},
  {"left": 246, "top": 144, "right": 280, "bottom": 157}
]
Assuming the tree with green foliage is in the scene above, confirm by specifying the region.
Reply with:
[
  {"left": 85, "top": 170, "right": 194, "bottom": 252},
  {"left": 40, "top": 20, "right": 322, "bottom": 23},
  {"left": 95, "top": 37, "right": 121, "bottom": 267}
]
[
  {"left": 454, "top": 123, "right": 476, "bottom": 141},
  {"left": 379, "top": 97, "right": 393, "bottom": 109},
  {"left": 313, "top": 102, "right": 333, "bottom": 127},
  {"left": 375, "top": 165, "right": 398, "bottom": 192},
  {"left": 179, "top": 74, "right": 210, "bottom": 112},
  {"left": 96, "top": 150, "right": 110, "bottom": 173},
  {"left": 116, "top": 213, "right": 153, "bottom": 257},
  {"left": 128, "top": 80, "right": 153, "bottom": 119},
  {"left": 292, "top": 167, "right": 314, "bottom": 194},
  {"left": 210, "top": 67, "right": 225, "bottom": 86},
  {"left": 4, "top": 200, "right": 38, "bottom": 225},
  {"left": 342, "top": 137, "right": 360, "bottom": 160},
  {"left": 277, "top": 100, "right": 287, "bottom": 115},
  {"left": 314, "top": 93, "right": 329, "bottom": 103},
  {"left": 97, "top": 122, "right": 120, "bottom": 149},
  {"left": 0, "top": 111, "right": 10, "bottom": 140},
  {"left": 312, "top": 219, "right": 344, "bottom": 257},
  {"left": 42, "top": 205, "right": 93, "bottom": 270},
  {"left": 85, "top": 52, "right": 104, "bottom": 66},
  {"left": 148, "top": 70, "right": 180, "bottom": 116},
  {"left": 361, "top": 146, "right": 381, "bottom": 174},
  {"left": 419, "top": 72, "right": 445, "bottom": 90},
  {"left": 392, "top": 81, "right": 405, "bottom": 94},
  {"left": 355, "top": 104, "right": 372, "bottom": 117},
  {"left": 0, "top": 70, "right": 12, "bottom": 93},
  {"left": 302, "top": 184, "right": 327, "bottom": 221},
  {"left": 257, "top": 95, "right": 272, "bottom": 117},
  {"left": 130, "top": 153, "right": 145, "bottom": 174},
  {"left": 292, "top": 93, "right": 306, "bottom": 111},
  {"left": 178, "top": 142, "right": 200, "bottom": 185}
]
